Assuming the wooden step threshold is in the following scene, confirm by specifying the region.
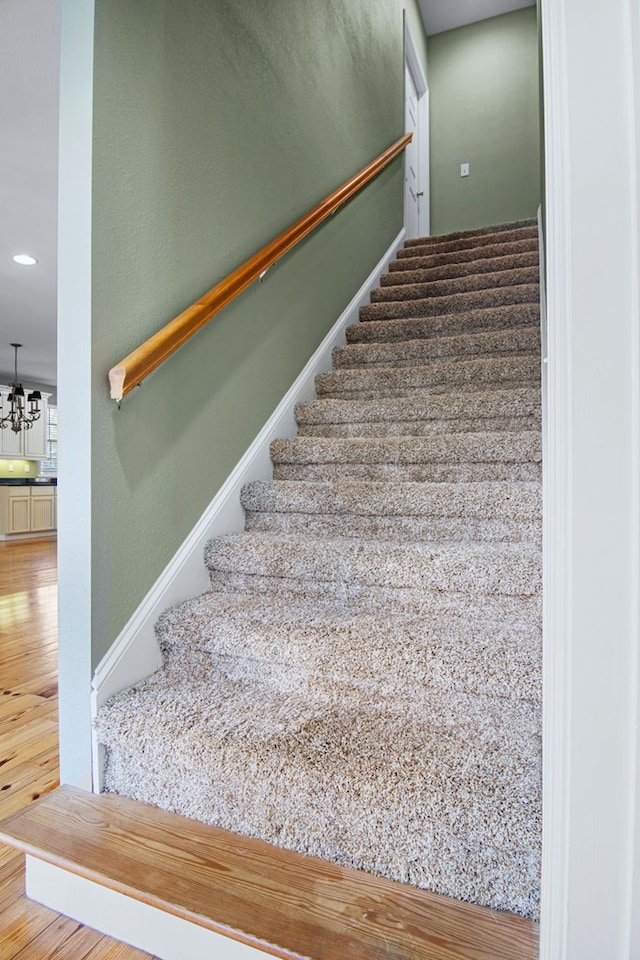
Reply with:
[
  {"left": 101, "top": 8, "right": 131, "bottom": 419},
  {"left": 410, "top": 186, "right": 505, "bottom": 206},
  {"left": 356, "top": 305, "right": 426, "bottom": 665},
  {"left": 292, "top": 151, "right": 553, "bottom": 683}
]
[{"left": 0, "top": 785, "right": 538, "bottom": 960}]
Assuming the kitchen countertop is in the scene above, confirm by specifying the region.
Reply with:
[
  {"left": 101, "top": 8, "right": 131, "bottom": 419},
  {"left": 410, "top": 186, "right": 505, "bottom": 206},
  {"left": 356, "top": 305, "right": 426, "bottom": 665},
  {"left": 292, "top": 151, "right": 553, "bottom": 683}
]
[{"left": 0, "top": 478, "right": 57, "bottom": 486}]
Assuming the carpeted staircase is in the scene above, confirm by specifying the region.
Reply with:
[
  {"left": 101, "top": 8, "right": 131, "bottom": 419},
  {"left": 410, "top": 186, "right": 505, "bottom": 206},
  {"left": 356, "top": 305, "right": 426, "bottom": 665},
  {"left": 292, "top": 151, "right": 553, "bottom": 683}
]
[{"left": 95, "top": 219, "right": 542, "bottom": 920}]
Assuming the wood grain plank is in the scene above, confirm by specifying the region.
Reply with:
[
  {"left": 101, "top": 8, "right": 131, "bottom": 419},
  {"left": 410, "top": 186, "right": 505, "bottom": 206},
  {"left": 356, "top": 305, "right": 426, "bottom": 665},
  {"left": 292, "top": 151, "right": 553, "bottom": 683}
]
[
  {"left": 86, "top": 941, "right": 162, "bottom": 960},
  {"left": 0, "top": 786, "right": 538, "bottom": 960},
  {"left": 0, "top": 890, "right": 60, "bottom": 958},
  {"left": 10, "top": 913, "right": 101, "bottom": 960},
  {"left": 0, "top": 851, "right": 25, "bottom": 908},
  {"left": 0, "top": 539, "right": 155, "bottom": 960}
]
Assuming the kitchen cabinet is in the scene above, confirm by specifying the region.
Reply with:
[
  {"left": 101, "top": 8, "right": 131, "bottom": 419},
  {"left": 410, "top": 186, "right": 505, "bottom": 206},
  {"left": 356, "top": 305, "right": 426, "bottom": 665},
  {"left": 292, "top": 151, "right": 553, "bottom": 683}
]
[
  {"left": 0, "top": 485, "right": 57, "bottom": 539},
  {"left": 0, "top": 388, "right": 50, "bottom": 459}
]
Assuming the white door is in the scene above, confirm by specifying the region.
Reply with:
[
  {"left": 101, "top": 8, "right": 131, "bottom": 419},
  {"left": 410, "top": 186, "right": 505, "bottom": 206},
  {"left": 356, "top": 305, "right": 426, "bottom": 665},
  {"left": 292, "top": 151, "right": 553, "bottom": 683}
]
[
  {"left": 403, "top": 19, "right": 429, "bottom": 239},
  {"left": 404, "top": 64, "right": 420, "bottom": 239}
]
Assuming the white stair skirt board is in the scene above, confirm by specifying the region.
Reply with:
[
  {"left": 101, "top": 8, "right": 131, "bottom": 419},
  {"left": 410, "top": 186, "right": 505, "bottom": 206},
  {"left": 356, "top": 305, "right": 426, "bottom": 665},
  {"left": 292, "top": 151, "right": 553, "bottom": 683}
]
[
  {"left": 26, "top": 857, "right": 269, "bottom": 960},
  {"left": 90, "top": 229, "right": 405, "bottom": 789}
]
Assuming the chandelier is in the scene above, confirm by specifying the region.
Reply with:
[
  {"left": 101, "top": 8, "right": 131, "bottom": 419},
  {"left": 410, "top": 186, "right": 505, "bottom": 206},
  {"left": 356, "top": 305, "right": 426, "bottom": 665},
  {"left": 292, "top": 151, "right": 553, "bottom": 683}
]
[{"left": 0, "top": 343, "right": 42, "bottom": 433}]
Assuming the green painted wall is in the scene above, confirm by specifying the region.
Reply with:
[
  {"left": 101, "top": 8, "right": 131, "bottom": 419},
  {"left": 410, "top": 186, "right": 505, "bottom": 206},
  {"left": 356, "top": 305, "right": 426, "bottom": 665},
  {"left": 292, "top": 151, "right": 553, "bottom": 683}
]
[
  {"left": 0, "top": 460, "right": 39, "bottom": 477},
  {"left": 90, "top": 0, "right": 427, "bottom": 666},
  {"left": 427, "top": 7, "right": 540, "bottom": 235}
]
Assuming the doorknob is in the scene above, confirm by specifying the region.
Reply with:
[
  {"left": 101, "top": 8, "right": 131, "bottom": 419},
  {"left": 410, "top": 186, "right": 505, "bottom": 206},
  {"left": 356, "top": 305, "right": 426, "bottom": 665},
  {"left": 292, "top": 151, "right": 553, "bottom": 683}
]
[{"left": 416, "top": 191, "right": 424, "bottom": 197}]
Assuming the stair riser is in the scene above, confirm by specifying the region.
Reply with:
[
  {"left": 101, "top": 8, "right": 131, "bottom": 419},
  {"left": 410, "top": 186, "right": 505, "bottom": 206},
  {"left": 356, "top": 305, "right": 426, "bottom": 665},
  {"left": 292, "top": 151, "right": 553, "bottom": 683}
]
[
  {"left": 297, "top": 417, "right": 540, "bottom": 438},
  {"left": 157, "top": 601, "right": 541, "bottom": 703},
  {"left": 208, "top": 572, "right": 542, "bottom": 623},
  {"left": 397, "top": 227, "right": 537, "bottom": 259},
  {"left": 381, "top": 251, "right": 539, "bottom": 286},
  {"left": 159, "top": 633, "right": 541, "bottom": 707},
  {"left": 296, "top": 388, "right": 542, "bottom": 428},
  {"left": 404, "top": 218, "right": 537, "bottom": 247},
  {"left": 333, "top": 329, "right": 541, "bottom": 369},
  {"left": 205, "top": 540, "right": 541, "bottom": 598},
  {"left": 245, "top": 512, "right": 540, "bottom": 544},
  {"left": 240, "top": 479, "right": 542, "bottom": 520},
  {"left": 273, "top": 463, "right": 542, "bottom": 482},
  {"left": 371, "top": 268, "right": 539, "bottom": 303},
  {"left": 316, "top": 358, "right": 541, "bottom": 399},
  {"left": 346, "top": 304, "right": 540, "bottom": 344},
  {"left": 271, "top": 433, "right": 541, "bottom": 467},
  {"left": 389, "top": 238, "right": 539, "bottom": 272},
  {"left": 360, "top": 285, "right": 539, "bottom": 323}
]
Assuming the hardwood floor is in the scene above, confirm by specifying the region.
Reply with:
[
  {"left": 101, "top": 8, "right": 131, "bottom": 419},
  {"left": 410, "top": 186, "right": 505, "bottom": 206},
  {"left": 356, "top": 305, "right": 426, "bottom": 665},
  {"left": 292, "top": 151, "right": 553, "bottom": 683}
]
[{"left": 0, "top": 538, "right": 156, "bottom": 960}]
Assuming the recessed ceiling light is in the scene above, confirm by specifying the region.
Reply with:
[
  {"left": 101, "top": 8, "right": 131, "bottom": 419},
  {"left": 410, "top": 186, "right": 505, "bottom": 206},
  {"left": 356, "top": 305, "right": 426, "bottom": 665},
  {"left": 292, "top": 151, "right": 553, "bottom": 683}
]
[{"left": 13, "top": 254, "right": 38, "bottom": 266}]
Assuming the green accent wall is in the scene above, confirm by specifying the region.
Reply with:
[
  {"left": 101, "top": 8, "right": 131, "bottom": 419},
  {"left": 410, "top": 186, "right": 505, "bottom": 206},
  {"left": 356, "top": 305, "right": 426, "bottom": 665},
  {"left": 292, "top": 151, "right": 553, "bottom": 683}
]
[
  {"left": 427, "top": 7, "right": 540, "bottom": 235},
  {"left": 90, "top": 0, "right": 427, "bottom": 666},
  {"left": 0, "top": 459, "right": 39, "bottom": 477}
]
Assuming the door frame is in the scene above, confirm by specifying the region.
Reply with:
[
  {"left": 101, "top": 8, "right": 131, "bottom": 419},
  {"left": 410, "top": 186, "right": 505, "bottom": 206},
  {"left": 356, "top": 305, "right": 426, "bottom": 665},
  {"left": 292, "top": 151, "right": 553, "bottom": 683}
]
[
  {"left": 403, "top": 14, "right": 430, "bottom": 238},
  {"left": 540, "top": 0, "right": 640, "bottom": 956}
]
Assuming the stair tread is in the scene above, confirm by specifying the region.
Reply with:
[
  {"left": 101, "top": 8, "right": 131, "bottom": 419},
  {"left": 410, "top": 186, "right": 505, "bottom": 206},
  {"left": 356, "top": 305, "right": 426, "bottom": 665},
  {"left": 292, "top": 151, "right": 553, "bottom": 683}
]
[
  {"left": 404, "top": 218, "right": 537, "bottom": 247},
  {"left": 204, "top": 530, "right": 541, "bottom": 596},
  {"left": 0, "top": 786, "right": 539, "bottom": 960},
  {"left": 155, "top": 587, "right": 541, "bottom": 700},
  {"left": 372, "top": 266, "right": 539, "bottom": 302},
  {"left": 346, "top": 303, "right": 540, "bottom": 344},
  {"left": 316, "top": 355, "right": 541, "bottom": 398},
  {"left": 296, "top": 386, "right": 541, "bottom": 424},
  {"left": 397, "top": 226, "right": 538, "bottom": 259},
  {"left": 271, "top": 432, "right": 542, "bottom": 463},
  {"left": 96, "top": 668, "right": 541, "bottom": 914},
  {"left": 241, "top": 478, "right": 541, "bottom": 518},
  {"left": 390, "top": 238, "right": 539, "bottom": 271},
  {"left": 360, "top": 283, "right": 539, "bottom": 323},
  {"left": 382, "top": 251, "right": 539, "bottom": 286},
  {"left": 334, "top": 327, "right": 540, "bottom": 368}
]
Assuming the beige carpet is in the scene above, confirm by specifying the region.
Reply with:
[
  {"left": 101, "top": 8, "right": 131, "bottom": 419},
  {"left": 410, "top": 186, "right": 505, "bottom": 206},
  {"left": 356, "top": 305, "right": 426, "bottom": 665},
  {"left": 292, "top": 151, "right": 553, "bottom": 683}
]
[{"left": 95, "top": 218, "right": 542, "bottom": 918}]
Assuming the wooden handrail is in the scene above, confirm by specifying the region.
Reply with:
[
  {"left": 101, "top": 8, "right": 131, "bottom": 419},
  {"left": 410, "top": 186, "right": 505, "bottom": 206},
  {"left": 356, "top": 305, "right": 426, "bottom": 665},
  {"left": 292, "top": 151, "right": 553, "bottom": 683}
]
[{"left": 108, "top": 133, "right": 412, "bottom": 402}]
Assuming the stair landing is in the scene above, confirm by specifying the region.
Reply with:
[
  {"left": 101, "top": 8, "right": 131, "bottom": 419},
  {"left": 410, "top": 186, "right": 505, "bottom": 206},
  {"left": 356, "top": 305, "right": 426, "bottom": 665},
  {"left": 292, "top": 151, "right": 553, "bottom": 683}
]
[{"left": 0, "top": 786, "right": 538, "bottom": 960}]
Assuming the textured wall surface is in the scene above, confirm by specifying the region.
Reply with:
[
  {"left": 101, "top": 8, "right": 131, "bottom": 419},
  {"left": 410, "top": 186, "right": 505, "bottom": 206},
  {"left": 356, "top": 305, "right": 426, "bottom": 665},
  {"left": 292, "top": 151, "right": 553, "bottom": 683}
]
[
  {"left": 90, "top": 0, "right": 426, "bottom": 665},
  {"left": 428, "top": 7, "right": 540, "bottom": 234}
]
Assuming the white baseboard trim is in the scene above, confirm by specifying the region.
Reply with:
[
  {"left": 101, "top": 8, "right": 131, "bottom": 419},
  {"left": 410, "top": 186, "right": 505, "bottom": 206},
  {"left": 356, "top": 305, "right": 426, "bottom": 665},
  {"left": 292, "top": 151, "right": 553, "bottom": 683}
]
[
  {"left": 0, "top": 531, "right": 56, "bottom": 541},
  {"left": 26, "top": 857, "right": 270, "bottom": 960},
  {"left": 90, "top": 229, "right": 404, "bottom": 790}
]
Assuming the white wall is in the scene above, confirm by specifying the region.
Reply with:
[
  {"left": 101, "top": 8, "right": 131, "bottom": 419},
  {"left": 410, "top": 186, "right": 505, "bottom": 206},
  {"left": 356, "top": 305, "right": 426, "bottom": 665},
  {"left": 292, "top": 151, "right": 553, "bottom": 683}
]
[
  {"left": 541, "top": 0, "right": 640, "bottom": 957},
  {"left": 57, "top": 0, "right": 94, "bottom": 788}
]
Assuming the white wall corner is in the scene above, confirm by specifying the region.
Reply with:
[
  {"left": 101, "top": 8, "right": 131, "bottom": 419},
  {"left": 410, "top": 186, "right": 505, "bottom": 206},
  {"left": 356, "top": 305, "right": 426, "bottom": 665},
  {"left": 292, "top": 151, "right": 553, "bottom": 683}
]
[
  {"left": 90, "top": 229, "right": 405, "bottom": 789},
  {"left": 626, "top": 0, "right": 640, "bottom": 953},
  {"left": 540, "top": 1, "right": 640, "bottom": 958}
]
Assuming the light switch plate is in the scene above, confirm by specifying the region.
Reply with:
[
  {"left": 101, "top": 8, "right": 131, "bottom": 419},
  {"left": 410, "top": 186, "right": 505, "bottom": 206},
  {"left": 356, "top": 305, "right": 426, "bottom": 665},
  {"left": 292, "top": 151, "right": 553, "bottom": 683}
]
[{"left": 460, "top": 162, "right": 470, "bottom": 177}]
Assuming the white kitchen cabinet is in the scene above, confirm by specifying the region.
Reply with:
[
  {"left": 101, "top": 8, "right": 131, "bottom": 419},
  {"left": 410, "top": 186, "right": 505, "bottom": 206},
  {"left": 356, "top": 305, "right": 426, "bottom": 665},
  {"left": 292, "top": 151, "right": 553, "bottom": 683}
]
[
  {"left": 30, "top": 486, "right": 56, "bottom": 531},
  {"left": 23, "top": 405, "right": 48, "bottom": 459},
  {"left": 0, "top": 388, "right": 50, "bottom": 459},
  {"left": 7, "top": 492, "right": 31, "bottom": 533},
  {"left": 0, "top": 485, "right": 57, "bottom": 538}
]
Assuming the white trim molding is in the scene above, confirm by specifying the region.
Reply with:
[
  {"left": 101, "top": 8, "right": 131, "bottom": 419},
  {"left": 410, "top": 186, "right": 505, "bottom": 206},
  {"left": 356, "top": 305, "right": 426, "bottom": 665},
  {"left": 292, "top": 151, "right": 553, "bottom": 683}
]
[
  {"left": 91, "top": 230, "right": 405, "bottom": 789},
  {"left": 26, "top": 858, "right": 268, "bottom": 960},
  {"left": 540, "top": 0, "right": 640, "bottom": 957}
]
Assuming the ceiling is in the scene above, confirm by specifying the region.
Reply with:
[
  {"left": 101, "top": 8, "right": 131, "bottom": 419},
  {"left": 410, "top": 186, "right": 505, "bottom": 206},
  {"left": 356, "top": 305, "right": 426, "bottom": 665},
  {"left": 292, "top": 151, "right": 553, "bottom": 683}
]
[
  {"left": 0, "top": 0, "right": 534, "bottom": 388},
  {"left": 418, "top": 0, "right": 536, "bottom": 36}
]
